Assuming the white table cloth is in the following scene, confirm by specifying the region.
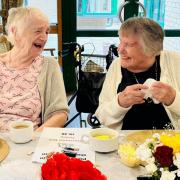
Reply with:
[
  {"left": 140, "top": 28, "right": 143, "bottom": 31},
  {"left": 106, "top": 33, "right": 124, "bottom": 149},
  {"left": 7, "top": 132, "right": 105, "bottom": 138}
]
[{"left": 0, "top": 131, "right": 145, "bottom": 180}]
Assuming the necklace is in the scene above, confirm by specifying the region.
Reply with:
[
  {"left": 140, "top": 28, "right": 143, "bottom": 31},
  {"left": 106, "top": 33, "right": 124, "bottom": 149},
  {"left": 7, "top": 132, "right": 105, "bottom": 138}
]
[
  {"left": 132, "top": 60, "right": 158, "bottom": 104},
  {"left": 133, "top": 60, "right": 158, "bottom": 84}
]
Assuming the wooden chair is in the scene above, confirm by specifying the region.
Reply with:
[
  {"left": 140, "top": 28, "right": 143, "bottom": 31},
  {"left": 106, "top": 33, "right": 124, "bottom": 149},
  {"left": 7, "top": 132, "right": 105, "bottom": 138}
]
[{"left": 0, "top": 35, "right": 11, "bottom": 53}]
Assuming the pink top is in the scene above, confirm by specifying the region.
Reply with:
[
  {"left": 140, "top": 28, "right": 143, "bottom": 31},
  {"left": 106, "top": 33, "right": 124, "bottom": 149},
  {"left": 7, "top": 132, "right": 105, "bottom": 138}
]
[{"left": 0, "top": 56, "right": 43, "bottom": 132}]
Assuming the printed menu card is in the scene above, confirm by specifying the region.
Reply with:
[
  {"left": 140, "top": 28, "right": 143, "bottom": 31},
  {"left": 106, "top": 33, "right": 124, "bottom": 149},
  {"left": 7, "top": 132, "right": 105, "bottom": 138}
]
[{"left": 32, "top": 127, "right": 95, "bottom": 164}]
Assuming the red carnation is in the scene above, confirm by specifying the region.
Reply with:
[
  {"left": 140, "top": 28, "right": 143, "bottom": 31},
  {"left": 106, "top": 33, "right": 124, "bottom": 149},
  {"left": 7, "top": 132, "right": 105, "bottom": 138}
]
[
  {"left": 154, "top": 145, "right": 173, "bottom": 167},
  {"left": 41, "top": 153, "right": 107, "bottom": 180}
]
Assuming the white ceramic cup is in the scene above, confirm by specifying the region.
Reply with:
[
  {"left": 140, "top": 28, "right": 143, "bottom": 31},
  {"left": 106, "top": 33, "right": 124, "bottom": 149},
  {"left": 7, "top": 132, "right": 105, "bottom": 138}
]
[
  {"left": 89, "top": 128, "right": 119, "bottom": 152},
  {"left": 9, "top": 120, "right": 33, "bottom": 143}
]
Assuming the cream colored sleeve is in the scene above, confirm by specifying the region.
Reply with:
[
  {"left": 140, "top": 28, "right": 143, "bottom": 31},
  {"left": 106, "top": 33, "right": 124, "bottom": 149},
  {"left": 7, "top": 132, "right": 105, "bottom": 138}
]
[
  {"left": 95, "top": 59, "right": 130, "bottom": 129},
  {"left": 160, "top": 50, "right": 180, "bottom": 128}
]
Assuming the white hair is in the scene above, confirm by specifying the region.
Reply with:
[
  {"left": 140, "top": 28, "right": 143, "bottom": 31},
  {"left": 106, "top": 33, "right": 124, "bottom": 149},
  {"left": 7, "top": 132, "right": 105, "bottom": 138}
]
[
  {"left": 118, "top": 17, "right": 164, "bottom": 57},
  {"left": 6, "top": 7, "right": 49, "bottom": 45}
]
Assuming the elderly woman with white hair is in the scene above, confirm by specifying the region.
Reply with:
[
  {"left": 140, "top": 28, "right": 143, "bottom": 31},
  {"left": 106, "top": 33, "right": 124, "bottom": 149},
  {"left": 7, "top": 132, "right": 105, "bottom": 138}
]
[
  {"left": 0, "top": 7, "right": 69, "bottom": 132},
  {"left": 95, "top": 17, "right": 180, "bottom": 130}
]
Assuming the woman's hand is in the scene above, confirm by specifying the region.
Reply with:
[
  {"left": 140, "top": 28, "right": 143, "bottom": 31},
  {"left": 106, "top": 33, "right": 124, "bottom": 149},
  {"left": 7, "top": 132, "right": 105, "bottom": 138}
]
[
  {"left": 151, "top": 82, "right": 176, "bottom": 106},
  {"left": 118, "top": 84, "right": 147, "bottom": 108},
  {"left": 35, "top": 112, "right": 68, "bottom": 132}
]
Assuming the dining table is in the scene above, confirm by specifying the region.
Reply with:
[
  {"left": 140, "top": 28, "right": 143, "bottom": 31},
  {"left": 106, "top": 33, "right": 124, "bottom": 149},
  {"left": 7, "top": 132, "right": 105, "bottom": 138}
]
[{"left": 0, "top": 130, "right": 161, "bottom": 180}]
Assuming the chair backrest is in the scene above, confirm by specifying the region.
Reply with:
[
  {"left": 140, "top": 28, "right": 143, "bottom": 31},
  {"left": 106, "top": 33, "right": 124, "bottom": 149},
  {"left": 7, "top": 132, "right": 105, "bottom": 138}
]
[
  {"left": 0, "top": 35, "right": 11, "bottom": 53},
  {"left": 74, "top": 53, "right": 106, "bottom": 113},
  {"left": 106, "top": 44, "right": 118, "bottom": 70}
]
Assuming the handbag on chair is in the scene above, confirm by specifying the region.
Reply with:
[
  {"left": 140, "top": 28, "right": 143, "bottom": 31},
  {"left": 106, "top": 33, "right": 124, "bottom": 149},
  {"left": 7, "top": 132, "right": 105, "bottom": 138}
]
[{"left": 76, "top": 69, "right": 106, "bottom": 113}]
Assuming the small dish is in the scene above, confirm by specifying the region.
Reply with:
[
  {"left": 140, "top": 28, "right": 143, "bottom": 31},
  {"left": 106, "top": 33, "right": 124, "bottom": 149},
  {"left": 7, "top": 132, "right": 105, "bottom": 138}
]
[
  {"left": 118, "top": 142, "right": 140, "bottom": 167},
  {"left": 89, "top": 128, "right": 119, "bottom": 153}
]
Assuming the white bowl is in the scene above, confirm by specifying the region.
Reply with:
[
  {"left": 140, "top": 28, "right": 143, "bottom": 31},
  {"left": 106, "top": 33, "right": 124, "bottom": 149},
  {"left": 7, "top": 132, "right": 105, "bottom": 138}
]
[
  {"left": 9, "top": 120, "right": 33, "bottom": 143},
  {"left": 89, "top": 128, "right": 119, "bottom": 153},
  {"left": 118, "top": 142, "right": 140, "bottom": 167}
]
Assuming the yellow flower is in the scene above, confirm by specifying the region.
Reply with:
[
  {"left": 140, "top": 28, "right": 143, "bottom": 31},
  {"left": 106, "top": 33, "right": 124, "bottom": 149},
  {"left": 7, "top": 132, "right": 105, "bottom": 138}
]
[{"left": 160, "top": 133, "right": 180, "bottom": 154}]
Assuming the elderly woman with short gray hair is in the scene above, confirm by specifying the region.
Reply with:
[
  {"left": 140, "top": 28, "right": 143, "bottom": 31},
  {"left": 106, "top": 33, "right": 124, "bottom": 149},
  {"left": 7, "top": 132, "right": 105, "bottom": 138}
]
[{"left": 95, "top": 17, "right": 180, "bottom": 130}]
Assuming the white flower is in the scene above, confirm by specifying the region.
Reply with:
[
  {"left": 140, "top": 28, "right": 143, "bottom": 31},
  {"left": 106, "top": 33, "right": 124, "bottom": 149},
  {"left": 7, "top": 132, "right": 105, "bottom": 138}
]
[
  {"left": 146, "top": 157, "right": 155, "bottom": 164},
  {"left": 160, "top": 171, "right": 176, "bottom": 180},
  {"left": 145, "top": 138, "right": 153, "bottom": 143},
  {"left": 145, "top": 163, "right": 157, "bottom": 174},
  {"left": 177, "top": 170, "right": 180, "bottom": 177},
  {"left": 160, "top": 167, "right": 164, "bottom": 172},
  {"left": 174, "top": 153, "right": 180, "bottom": 168},
  {"left": 152, "top": 133, "right": 160, "bottom": 140},
  {"left": 134, "top": 133, "right": 180, "bottom": 179},
  {"left": 136, "top": 144, "right": 152, "bottom": 161}
]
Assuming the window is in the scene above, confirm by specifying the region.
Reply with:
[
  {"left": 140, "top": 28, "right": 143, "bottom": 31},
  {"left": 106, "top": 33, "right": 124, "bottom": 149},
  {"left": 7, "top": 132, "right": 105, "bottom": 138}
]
[
  {"left": 77, "top": 0, "right": 121, "bottom": 30},
  {"left": 143, "top": 0, "right": 180, "bottom": 51},
  {"left": 144, "top": 0, "right": 165, "bottom": 27}
]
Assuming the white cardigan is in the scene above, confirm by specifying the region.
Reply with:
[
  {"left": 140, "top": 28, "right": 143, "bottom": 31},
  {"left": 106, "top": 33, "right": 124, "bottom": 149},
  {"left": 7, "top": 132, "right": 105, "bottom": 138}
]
[{"left": 95, "top": 50, "right": 180, "bottom": 130}]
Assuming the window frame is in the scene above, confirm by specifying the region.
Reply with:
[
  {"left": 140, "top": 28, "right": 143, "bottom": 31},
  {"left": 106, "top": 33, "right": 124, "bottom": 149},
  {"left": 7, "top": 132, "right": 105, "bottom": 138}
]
[{"left": 74, "top": 0, "right": 180, "bottom": 38}]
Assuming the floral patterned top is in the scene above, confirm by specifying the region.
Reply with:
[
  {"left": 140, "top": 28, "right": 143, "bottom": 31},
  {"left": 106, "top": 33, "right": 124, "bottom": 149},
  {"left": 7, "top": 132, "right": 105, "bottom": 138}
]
[{"left": 0, "top": 56, "right": 43, "bottom": 132}]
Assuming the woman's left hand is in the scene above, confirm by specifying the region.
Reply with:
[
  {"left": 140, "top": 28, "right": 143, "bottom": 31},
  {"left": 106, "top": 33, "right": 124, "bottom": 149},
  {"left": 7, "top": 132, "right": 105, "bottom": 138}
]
[{"left": 151, "top": 82, "right": 176, "bottom": 106}]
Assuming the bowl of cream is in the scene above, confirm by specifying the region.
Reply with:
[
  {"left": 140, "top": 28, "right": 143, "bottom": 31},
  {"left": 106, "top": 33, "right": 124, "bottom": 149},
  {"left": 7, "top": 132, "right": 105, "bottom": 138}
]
[{"left": 89, "top": 128, "right": 119, "bottom": 152}]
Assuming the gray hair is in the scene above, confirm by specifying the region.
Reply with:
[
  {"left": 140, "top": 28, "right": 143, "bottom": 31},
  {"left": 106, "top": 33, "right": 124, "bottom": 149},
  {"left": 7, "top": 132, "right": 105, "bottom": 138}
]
[
  {"left": 118, "top": 17, "right": 164, "bottom": 56},
  {"left": 6, "top": 7, "right": 49, "bottom": 45}
]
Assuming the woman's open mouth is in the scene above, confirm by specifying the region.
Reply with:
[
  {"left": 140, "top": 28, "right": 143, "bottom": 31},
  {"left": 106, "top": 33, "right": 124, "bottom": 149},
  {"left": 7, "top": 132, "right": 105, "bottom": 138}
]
[{"left": 33, "top": 43, "right": 43, "bottom": 49}]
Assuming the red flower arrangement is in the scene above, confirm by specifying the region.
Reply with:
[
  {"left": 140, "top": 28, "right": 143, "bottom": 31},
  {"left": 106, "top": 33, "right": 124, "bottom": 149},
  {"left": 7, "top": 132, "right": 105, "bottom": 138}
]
[
  {"left": 154, "top": 145, "right": 174, "bottom": 167},
  {"left": 136, "top": 133, "right": 180, "bottom": 179},
  {"left": 41, "top": 153, "right": 107, "bottom": 180}
]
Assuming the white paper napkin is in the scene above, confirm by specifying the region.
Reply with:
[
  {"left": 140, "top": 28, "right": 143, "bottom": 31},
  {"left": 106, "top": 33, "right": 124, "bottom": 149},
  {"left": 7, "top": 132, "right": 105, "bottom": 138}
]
[
  {"left": 142, "top": 78, "right": 159, "bottom": 104},
  {"left": 0, "top": 160, "right": 41, "bottom": 180}
]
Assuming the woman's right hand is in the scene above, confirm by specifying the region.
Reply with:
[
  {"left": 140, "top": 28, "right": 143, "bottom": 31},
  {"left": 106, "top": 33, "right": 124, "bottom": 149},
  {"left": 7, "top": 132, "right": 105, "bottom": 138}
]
[{"left": 118, "top": 84, "right": 148, "bottom": 108}]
